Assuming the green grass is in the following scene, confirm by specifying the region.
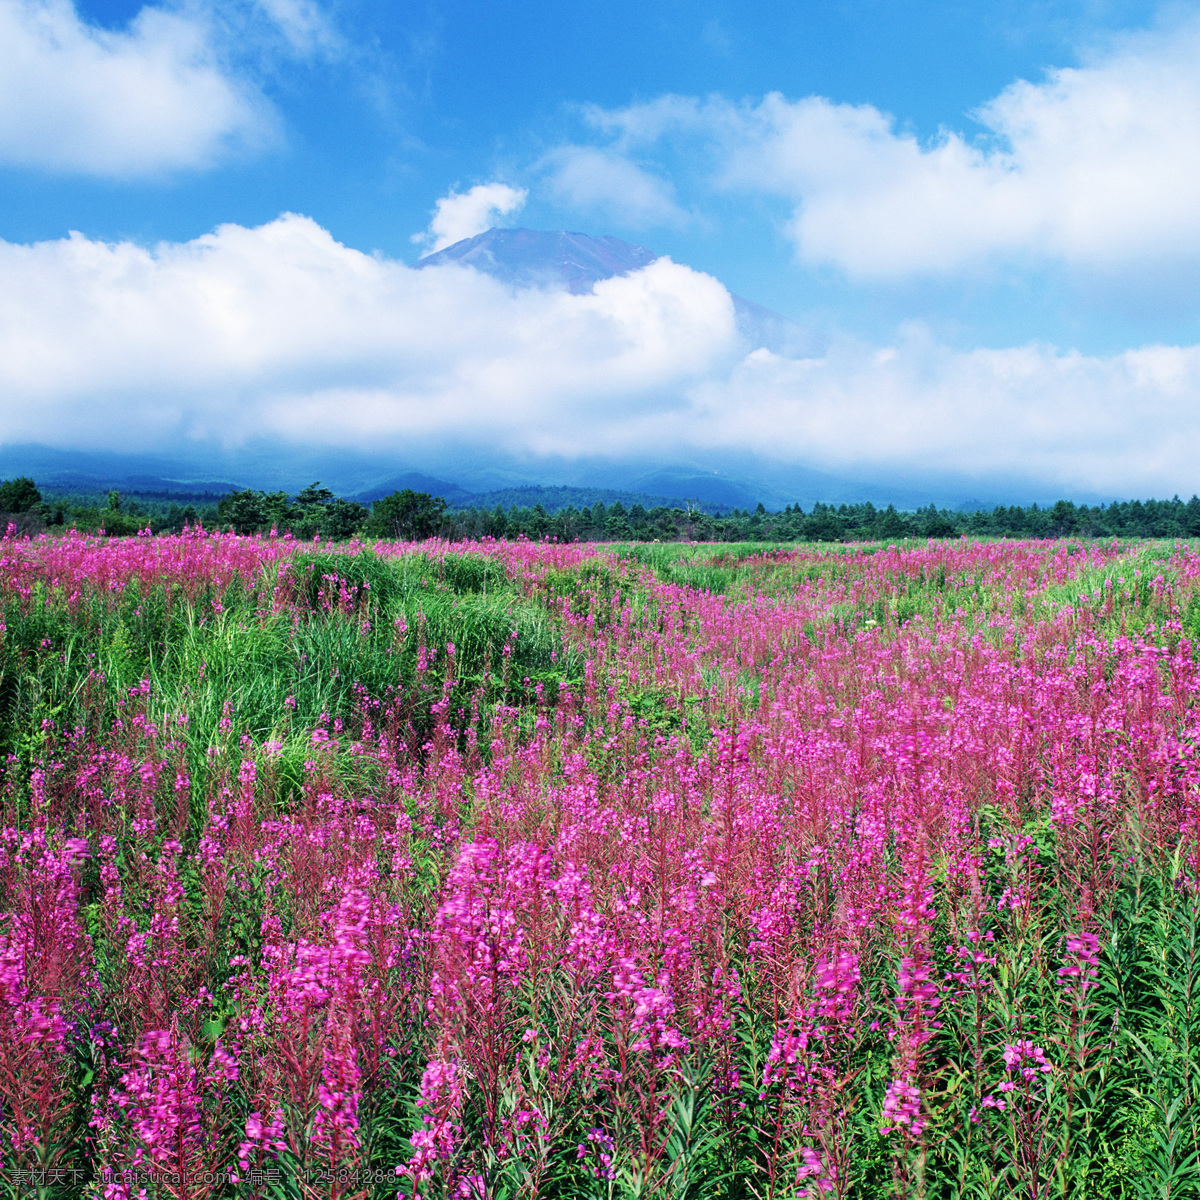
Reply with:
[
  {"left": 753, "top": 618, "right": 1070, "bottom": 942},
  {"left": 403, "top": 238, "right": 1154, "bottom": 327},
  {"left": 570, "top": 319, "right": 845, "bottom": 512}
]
[{"left": 0, "top": 551, "right": 583, "bottom": 804}]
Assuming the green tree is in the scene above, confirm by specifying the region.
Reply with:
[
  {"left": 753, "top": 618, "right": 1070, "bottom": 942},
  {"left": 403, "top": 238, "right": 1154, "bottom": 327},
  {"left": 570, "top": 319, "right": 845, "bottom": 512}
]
[
  {"left": 650, "top": 506, "right": 677, "bottom": 540},
  {"left": 554, "top": 506, "right": 580, "bottom": 542},
  {"left": 0, "top": 477, "right": 42, "bottom": 513},
  {"left": 922, "top": 505, "right": 958, "bottom": 538},
  {"left": 296, "top": 482, "right": 335, "bottom": 512},
  {"left": 605, "top": 501, "right": 630, "bottom": 540},
  {"left": 366, "top": 490, "right": 447, "bottom": 540},
  {"left": 262, "top": 491, "right": 298, "bottom": 531},
  {"left": 218, "top": 489, "right": 269, "bottom": 534},
  {"left": 291, "top": 482, "right": 350, "bottom": 539},
  {"left": 877, "top": 505, "right": 909, "bottom": 539},
  {"left": 96, "top": 491, "right": 141, "bottom": 535},
  {"left": 489, "top": 504, "right": 509, "bottom": 538},
  {"left": 323, "top": 498, "right": 369, "bottom": 540},
  {"left": 1184, "top": 496, "right": 1200, "bottom": 537},
  {"left": 218, "top": 489, "right": 304, "bottom": 534},
  {"left": 1050, "top": 499, "right": 1077, "bottom": 537}
]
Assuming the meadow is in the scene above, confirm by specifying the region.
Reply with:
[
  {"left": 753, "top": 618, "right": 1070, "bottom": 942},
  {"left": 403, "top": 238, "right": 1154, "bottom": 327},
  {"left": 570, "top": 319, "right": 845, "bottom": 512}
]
[{"left": 1, "top": 528, "right": 1199, "bottom": 1199}]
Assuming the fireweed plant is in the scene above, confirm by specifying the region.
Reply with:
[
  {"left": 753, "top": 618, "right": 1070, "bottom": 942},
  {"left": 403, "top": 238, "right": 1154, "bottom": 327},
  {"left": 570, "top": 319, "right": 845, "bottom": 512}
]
[{"left": 1, "top": 528, "right": 1200, "bottom": 1197}]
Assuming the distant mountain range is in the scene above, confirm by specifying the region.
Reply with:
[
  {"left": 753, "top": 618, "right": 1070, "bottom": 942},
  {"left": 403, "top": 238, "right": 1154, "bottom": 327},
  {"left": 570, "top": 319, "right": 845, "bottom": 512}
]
[
  {"left": 0, "top": 441, "right": 1123, "bottom": 516},
  {"left": 0, "top": 447, "right": 775, "bottom": 515}
]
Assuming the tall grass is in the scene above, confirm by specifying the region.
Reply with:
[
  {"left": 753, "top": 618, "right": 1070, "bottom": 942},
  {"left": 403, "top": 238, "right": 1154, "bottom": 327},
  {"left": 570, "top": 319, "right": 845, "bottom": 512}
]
[{"left": 0, "top": 549, "right": 581, "bottom": 798}]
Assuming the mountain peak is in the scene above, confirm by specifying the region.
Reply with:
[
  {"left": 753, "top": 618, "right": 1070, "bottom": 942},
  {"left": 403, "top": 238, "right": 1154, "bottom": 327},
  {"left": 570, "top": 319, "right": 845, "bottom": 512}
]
[
  {"left": 416, "top": 226, "right": 814, "bottom": 357},
  {"left": 415, "top": 228, "right": 659, "bottom": 294}
]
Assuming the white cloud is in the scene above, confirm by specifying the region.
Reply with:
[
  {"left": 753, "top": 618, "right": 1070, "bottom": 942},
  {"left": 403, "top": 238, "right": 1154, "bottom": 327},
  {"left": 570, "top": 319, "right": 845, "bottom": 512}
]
[
  {"left": 681, "top": 333, "right": 1200, "bottom": 493},
  {"left": 539, "top": 145, "right": 690, "bottom": 229},
  {"left": 0, "top": 0, "right": 275, "bottom": 176},
  {"left": 413, "top": 183, "right": 528, "bottom": 253},
  {"left": 252, "top": 0, "right": 342, "bottom": 58},
  {"left": 585, "top": 16, "right": 1200, "bottom": 279},
  {"left": 0, "top": 214, "right": 736, "bottom": 455},
  {"left": 581, "top": 93, "right": 708, "bottom": 147},
  {"left": 4, "top": 214, "right": 1200, "bottom": 495}
]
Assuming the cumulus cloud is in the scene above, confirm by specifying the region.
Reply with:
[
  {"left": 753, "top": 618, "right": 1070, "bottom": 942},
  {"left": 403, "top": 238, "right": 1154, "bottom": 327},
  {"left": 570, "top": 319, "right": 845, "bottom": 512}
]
[
  {"left": 413, "top": 183, "right": 528, "bottom": 253},
  {"left": 539, "top": 145, "right": 690, "bottom": 229},
  {"left": 3, "top": 214, "right": 1200, "bottom": 496},
  {"left": 583, "top": 16, "right": 1200, "bottom": 278},
  {"left": 0, "top": 214, "right": 736, "bottom": 455},
  {"left": 0, "top": 0, "right": 275, "bottom": 176}
]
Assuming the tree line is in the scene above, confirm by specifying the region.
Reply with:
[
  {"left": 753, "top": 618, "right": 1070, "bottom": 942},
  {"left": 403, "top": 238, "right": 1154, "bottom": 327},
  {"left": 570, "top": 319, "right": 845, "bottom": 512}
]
[
  {"left": 5, "top": 475, "right": 1200, "bottom": 542},
  {"left": 438, "top": 496, "right": 1200, "bottom": 541}
]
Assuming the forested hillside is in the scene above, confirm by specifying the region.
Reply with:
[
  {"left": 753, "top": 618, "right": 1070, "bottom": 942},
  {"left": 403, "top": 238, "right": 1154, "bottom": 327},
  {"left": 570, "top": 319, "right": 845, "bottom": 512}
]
[{"left": 5, "top": 475, "right": 1200, "bottom": 542}]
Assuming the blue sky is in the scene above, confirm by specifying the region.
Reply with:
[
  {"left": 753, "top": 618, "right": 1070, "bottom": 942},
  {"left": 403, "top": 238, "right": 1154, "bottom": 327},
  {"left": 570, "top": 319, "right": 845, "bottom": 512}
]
[{"left": 2, "top": 0, "right": 1199, "bottom": 497}]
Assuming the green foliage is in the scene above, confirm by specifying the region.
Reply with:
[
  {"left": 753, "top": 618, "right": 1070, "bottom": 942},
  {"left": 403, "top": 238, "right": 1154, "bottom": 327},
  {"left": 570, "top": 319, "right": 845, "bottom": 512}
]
[
  {"left": 16, "top": 470, "right": 1200, "bottom": 544},
  {"left": 0, "top": 475, "right": 42, "bottom": 513},
  {"left": 213, "top": 482, "right": 369, "bottom": 538},
  {"left": 217, "top": 487, "right": 298, "bottom": 534},
  {"left": 0, "top": 552, "right": 581, "bottom": 806},
  {"left": 365, "top": 489, "right": 448, "bottom": 540}
]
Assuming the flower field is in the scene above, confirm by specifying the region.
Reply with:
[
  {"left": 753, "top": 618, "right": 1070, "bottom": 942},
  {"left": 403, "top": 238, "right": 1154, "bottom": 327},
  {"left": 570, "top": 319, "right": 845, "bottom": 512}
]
[{"left": 2, "top": 529, "right": 1200, "bottom": 1199}]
